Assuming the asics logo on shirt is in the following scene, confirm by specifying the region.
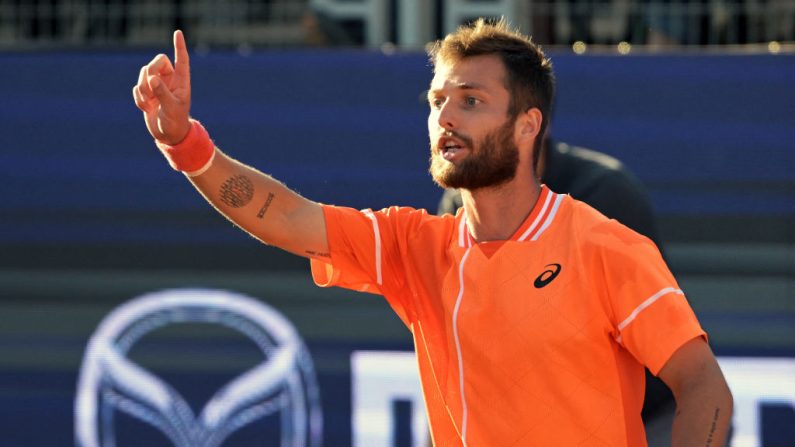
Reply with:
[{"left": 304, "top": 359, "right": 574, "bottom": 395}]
[{"left": 534, "top": 263, "right": 562, "bottom": 288}]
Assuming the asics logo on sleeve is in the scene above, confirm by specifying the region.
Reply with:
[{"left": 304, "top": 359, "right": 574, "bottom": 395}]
[{"left": 534, "top": 263, "right": 562, "bottom": 288}]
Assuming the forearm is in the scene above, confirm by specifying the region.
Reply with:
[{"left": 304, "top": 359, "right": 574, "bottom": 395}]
[
  {"left": 670, "top": 373, "right": 733, "bottom": 446},
  {"left": 132, "top": 34, "right": 328, "bottom": 259},
  {"left": 188, "top": 148, "right": 328, "bottom": 258}
]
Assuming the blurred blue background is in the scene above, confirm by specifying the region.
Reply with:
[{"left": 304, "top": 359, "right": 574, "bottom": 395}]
[{"left": 0, "top": 1, "right": 793, "bottom": 446}]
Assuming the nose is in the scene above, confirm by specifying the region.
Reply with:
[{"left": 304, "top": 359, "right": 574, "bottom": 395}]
[{"left": 434, "top": 100, "right": 455, "bottom": 131}]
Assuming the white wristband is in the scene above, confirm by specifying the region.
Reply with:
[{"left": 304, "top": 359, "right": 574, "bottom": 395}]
[{"left": 184, "top": 147, "right": 217, "bottom": 177}]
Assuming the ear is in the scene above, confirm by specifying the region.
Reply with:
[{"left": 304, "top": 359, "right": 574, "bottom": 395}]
[{"left": 515, "top": 107, "right": 543, "bottom": 146}]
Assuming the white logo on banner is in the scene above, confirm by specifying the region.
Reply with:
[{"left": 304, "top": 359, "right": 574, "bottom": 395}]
[
  {"left": 75, "top": 289, "right": 322, "bottom": 447},
  {"left": 350, "top": 351, "right": 795, "bottom": 447},
  {"left": 351, "top": 351, "right": 429, "bottom": 447},
  {"left": 718, "top": 357, "right": 795, "bottom": 447}
]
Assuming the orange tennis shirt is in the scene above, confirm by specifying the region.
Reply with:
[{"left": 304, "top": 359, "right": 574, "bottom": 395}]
[{"left": 310, "top": 185, "right": 705, "bottom": 446}]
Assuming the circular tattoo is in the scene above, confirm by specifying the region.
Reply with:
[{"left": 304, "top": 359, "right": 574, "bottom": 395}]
[{"left": 219, "top": 175, "right": 254, "bottom": 208}]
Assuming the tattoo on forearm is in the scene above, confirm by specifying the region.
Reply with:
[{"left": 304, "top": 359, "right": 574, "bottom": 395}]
[
  {"left": 219, "top": 175, "right": 254, "bottom": 208},
  {"left": 256, "top": 192, "right": 275, "bottom": 218},
  {"left": 305, "top": 250, "right": 330, "bottom": 258},
  {"left": 705, "top": 407, "right": 720, "bottom": 446}
]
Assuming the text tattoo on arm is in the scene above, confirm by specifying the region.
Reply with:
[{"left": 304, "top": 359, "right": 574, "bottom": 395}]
[
  {"left": 705, "top": 407, "right": 720, "bottom": 446},
  {"left": 219, "top": 175, "right": 254, "bottom": 208},
  {"left": 256, "top": 192, "right": 275, "bottom": 219}
]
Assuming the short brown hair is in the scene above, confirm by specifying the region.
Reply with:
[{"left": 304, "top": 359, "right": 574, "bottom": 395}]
[{"left": 428, "top": 18, "right": 555, "bottom": 165}]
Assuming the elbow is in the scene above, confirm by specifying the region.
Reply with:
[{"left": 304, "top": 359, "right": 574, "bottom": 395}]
[{"left": 675, "top": 361, "right": 734, "bottom": 412}]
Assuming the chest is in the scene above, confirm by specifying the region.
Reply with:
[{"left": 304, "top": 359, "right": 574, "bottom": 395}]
[{"left": 435, "top": 241, "right": 612, "bottom": 352}]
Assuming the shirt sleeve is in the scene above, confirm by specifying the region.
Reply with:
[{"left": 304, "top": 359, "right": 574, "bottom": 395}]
[
  {"left": 309, "top": 204, "right": 425, "bottom": 326},
  {"left": 596, "top": 222, "right": 706, "bottom": 375}
]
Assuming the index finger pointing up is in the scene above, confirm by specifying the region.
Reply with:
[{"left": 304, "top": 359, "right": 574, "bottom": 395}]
[{"left": 173, "top": 30, "right": 190, "bottom": 78}]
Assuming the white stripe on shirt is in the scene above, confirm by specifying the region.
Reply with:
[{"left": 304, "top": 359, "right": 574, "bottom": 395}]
[
  {"left": 363, "top": 209, "right": 383, "bottom": 286},
  {"left": 615, "top": 287, "right": 684, "bottom": 343},
  {"left": 518, "top": 189, "right": 553, "bottom": 242},
  {"left": 453, "top": 247, "right": 472, "bottom": 445},
  {"left": 530, "top": 193, "right": 564, "bottom": 241},
  {"left": 458, "top": 212, "right": 468, "bottom": 248}
]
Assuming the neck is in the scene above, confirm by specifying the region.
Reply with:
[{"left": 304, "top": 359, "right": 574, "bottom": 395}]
[{"left": 461, "top": 173, "right": 541, "bottom": 242}]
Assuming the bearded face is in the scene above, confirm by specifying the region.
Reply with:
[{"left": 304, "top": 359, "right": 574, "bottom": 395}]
[{"left": 429, "top": 117, "right": 519, "bottom": 190}]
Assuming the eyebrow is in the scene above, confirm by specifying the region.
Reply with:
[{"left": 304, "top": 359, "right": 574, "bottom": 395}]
[
  {"left": 456, "top": 82, "right": 487, "bottom": 91},
  {"left": 426, "top": 82, "right": 488, "bottom": 99}
]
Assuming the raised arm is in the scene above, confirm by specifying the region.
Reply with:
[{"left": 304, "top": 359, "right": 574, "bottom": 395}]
[{"left": 132, "top": 30, "right": 328, "bottom": 259}]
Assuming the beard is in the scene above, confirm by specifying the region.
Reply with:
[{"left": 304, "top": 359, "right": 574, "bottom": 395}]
[{"left": 429, "top": 118, "right": 519, "bottom": 190}]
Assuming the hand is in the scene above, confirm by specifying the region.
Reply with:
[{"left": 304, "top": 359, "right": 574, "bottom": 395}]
[{"left": 132, "top": 30, "right": 192, "bottom": 145}]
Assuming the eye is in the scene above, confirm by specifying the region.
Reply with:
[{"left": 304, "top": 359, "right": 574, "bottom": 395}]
[
  {"left": 429, "top": 97, "right": 444, "bottom": 109},
  {"left": 464, "top": 96, "right": 480, "bottom": 107}
]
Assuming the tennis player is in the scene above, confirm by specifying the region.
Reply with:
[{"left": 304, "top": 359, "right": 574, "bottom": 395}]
[{"left": 133, "top": 19, "right": 732, "bottom": 446}]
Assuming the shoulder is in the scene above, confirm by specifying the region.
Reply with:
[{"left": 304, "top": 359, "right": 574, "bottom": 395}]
[
  {"left": 323, "top": 204, "right": 456, "bottom": 238},
  {"left": 376, "top": 205, "right": 454, "bottom": 227},
  {"left": 564, "top": 197, "right": 656, "bottom": 255},
  {"left": 561, "top": 198, "right": 673, "bottom": 310}
]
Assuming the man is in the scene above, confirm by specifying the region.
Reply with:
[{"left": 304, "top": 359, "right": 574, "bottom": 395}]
[
  {"left": 133, "top": 19, "right": 732, "bottom": 446},
  {"left": 437, "top": 137, "right": 677, "bottom": 443},
  {"left": 439, "top": 134, "right": 690, "bottom": 445}
]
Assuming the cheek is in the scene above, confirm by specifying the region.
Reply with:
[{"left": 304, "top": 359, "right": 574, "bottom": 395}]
[{"left": 427, "top": 114, "right": 436, "bottom": 137}]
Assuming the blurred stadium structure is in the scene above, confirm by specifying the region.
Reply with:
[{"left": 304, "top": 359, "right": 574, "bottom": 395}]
[{"left": 1, "top": 0, "right": 794, "bottom": 50}]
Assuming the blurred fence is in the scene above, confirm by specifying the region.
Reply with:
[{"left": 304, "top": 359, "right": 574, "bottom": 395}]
[
  {"left": 1, "top": 0, "right": 793, "bottom": 50},
  {"left": 0, "top": 0, "right": 310, "bottom": 48}
]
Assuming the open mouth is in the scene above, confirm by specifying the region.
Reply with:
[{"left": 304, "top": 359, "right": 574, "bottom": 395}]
[{"left": 439, "top": 137, "right": 466, "bottom": 159}]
